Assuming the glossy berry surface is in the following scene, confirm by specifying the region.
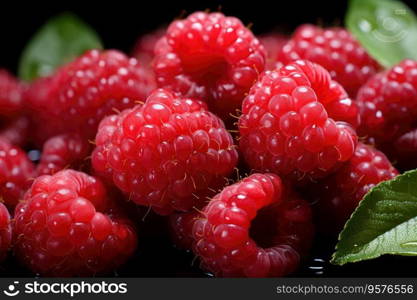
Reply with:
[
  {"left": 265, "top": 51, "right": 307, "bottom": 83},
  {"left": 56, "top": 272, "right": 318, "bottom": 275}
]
[
  {"left": 27, "top": 49, "right": 155, "bottom": 145},
  {"left": 14, "top": 170, "right": 137, "bottom": 276},
  {"left": 277, "top": 24, "right": 380, "bottom": 96},
  {"left": 92, "top": 88, "right": 238, "bottom": 215},
  {"left": 37, "top": 133, "right": 92, "bottom": 175},
  {"left": 192, "top": 173, "right": 314, "bottom": 277},
  {"left": 0, "top": 203, "right": 12, "bottom": 262},
  {"left": 239, "top": 60, "right": 358, "bottom": 183},
  {"left": 0, "top": 137, "right": 35, "bottom": 208},
  {"left": 309, "top": 143, "right": 398, "bottom": 234},
  {"left": 357, "top": 59, "right": 417, "bottom": 145},
  {"left": 153, "top": 12, "right": 266, "bottom": 121}
]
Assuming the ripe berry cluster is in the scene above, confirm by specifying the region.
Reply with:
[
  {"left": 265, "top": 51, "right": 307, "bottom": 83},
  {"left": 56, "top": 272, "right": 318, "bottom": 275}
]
[{"left": 0, "top": 11, "right": 407, "bottom": 278}]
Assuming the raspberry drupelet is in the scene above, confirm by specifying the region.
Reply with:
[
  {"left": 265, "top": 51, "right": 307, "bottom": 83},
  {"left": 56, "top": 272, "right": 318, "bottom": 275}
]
[
  {"left": 357, "top": 59, "right": 417, "bottom": 146},
  {"left": 27, "top": 49, "right": 155, "bottom": 145},
  {"left": 37, "top": 133, "right": 92, "bottom": 176},
  {"left": 0, "top": 137, "right": 35, "bottom": 208},
  {"left": 277, "top": 24, "right": 380, "bottom": 97},
  {"left": 192, "top": 173, "right": 314, "bottom": 277},
  {"left": 239, "top": 60, "right": 358, "bottom": 183},
  {"left": 92, "top": 88, "right": 239, "bottom": 215},
  {"left": 308, "top": 143, "right": 398, "bottom": 234},
  {"left": 153, "top": 11, "right": 266, "bottom": 122},
  {"left": 0, "top": 203, "right": 12, "bottom": 261},
  {"left": 14, "top": 170, "right": 137, "bottom": 276}
]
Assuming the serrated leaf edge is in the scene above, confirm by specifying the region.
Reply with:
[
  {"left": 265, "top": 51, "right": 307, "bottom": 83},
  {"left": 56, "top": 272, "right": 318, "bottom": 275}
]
[{"left": 331, "top": 170, "right": 417, "bottom": 265}]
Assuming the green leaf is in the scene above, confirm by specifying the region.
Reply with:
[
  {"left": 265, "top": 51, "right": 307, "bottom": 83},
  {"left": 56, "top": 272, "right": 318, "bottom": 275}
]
[
  {"left": 18, "top": 13, "right": 103, "bottom": 81},
  {"left": 332, "top": 170, "right": 417, "bottom": 265},
  {"left": 346, "top": 0, "right": 417, "bottom": 67}
]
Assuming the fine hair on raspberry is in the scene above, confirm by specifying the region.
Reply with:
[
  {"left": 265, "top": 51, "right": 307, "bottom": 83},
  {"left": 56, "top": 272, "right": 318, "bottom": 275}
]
[
  {"left": 192, "top": 173, "right": 314, "bottom": 277},
  {"left": 14, "top": 170, "right": 137, "bottom": 276},
  {"left": 277, "top": 24, "right": 380, "bottom": 97},
  {"left": 27, "top": 49, "right": 155, "bottom": 145},
  {"left": 308, "top": 142, "right": 399, "bottom": 234},
  {"left": 239, "top": 60, "right": 358, "bottom": 183},
  {"left": 92, "top": 88, "right": 239, "bottom": 215},
  {"left": 153, "top": 11, "right": 266, "bottom": 122}
]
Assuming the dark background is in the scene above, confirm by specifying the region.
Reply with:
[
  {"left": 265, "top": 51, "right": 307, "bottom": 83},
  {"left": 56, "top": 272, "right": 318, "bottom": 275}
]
[
  {"left": 0, "top": 0, "right": 379, "bottom": 73},
  {"left": 1, "top": 0, "right": 417, "bottom": 277}
]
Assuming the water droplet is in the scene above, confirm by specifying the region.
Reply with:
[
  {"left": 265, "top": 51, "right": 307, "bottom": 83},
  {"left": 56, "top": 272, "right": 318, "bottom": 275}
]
[{"left": 28, "top": 150, "right": 41, "bottom": 162}]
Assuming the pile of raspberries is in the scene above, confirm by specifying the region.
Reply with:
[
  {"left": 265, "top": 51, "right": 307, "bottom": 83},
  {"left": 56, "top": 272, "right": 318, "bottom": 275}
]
[{"left": 0, "top": 11, "right": 411, "bottom": 277}]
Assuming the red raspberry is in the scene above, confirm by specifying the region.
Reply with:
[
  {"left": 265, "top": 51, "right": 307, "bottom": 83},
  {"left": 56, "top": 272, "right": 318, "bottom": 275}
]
[
  {"left": 239, "top": 60, "right": 358, "bottom": 183},
  {"left": 153, "top": 12, "right": 266, "bottom": 121},
  {"left": 14, "top": 170, "right": 137, "bottom": 276},
  {"left": 277, "top": 24, "right": 380, "bottom": 96},
  {"left": 27, "top": 49, "right": 155, "bottom": 145},
  {"left": 258, "top": 33, "right": 288, "bottom": 70},
  {"left": 0, "top": 115, "right": 30, "bottom": 147},
  {"left": 0, "top": 203, "right": 12, "bottom": 261},
  {"left": 192, "top": 173, "right": 314, "bottom": 277},
  {"left": 309, "top": 143, "right": 398, "bottom": 234},
  {"left": 0, "top": 69, "right": 25, "bottom": 117},
  {"left": 357, "top": 59, "right": 417, "bottom": 145},
  {"left": 0, "top": 138, "right": 35, "bottom": 208},
  {"left": 132, "top": 27, "right": 165, "bottom": 69},
  {"left": 92, "top": 88, "right": 238, "bottom": 215},
  {"left": 37, "top": 133, "right": 92, "bottom": 176}
]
